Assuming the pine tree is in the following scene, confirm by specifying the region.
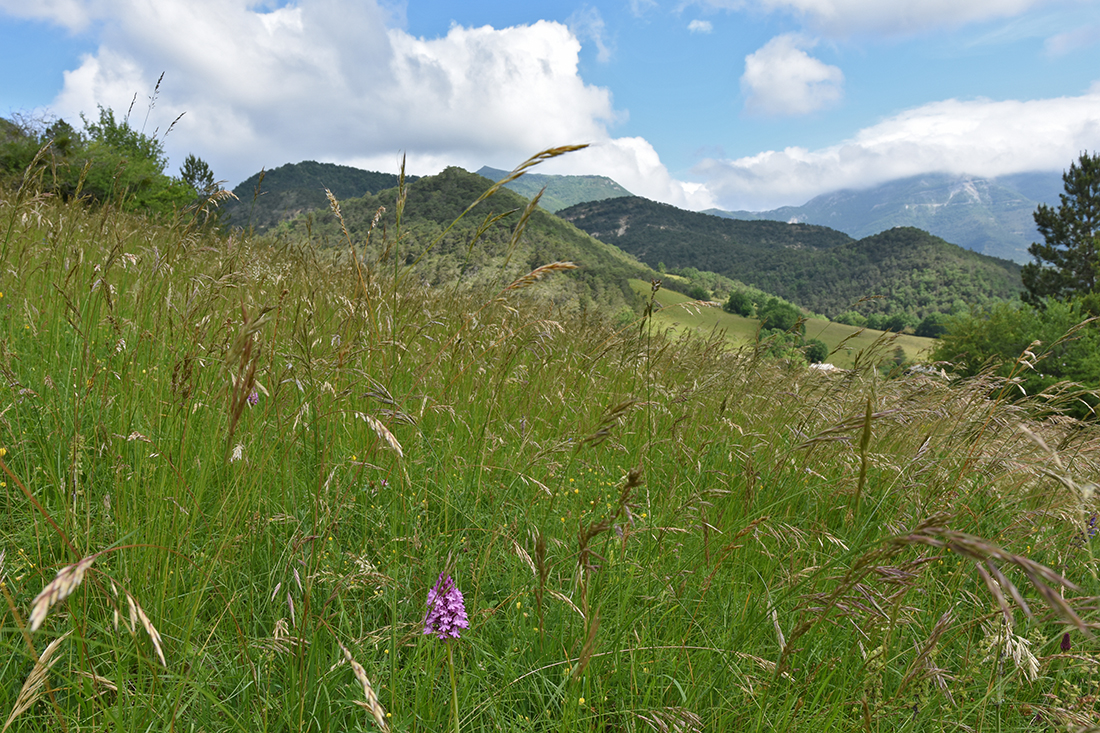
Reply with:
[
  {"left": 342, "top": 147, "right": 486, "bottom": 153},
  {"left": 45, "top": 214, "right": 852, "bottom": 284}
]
[
  {"left": 180, "top": 153, "right": 217, "bottom": 198},
  {"left": 1021, "top": 152, "right": 1100, "bottom": 306}
]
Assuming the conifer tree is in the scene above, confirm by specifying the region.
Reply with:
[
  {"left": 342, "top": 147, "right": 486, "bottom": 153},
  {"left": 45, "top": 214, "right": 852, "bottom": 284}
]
[{"left": 1021, "top": 152, "right": 1100, "bottom": 306}]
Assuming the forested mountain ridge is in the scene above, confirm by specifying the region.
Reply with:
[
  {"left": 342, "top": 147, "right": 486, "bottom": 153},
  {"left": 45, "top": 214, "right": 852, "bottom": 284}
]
[
  {"left": 272, "top": 167, "right": 659, "bottom": 314},
  {"left": 475, "top": 165, "right": 632, "bottom": 213},
  {"left": 220, "top": 160, "right": 418, "bottom": 232},
  {"left": 560, "top": 195, "right": 1023, "bottom": 319}
]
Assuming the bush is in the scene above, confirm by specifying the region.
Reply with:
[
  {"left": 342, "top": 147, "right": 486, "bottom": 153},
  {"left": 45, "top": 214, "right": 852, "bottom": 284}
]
[
  {"left": 687, "top": 284, "right": 711, "bottom": 301},
  {"left": 803, "top": 338, "right": 829, "bottom": 364},
  {"left": 757, "top": 297, "right": 803, "bottom": 333},
  {"left": 915, "top": 312, "right": 952, "bottom": 338},
  {"left": 0, "top": 108, "right": 199, "bottom": 216},
  {"left": 724, "top": 289, "right": 754, "bottom": 317}
]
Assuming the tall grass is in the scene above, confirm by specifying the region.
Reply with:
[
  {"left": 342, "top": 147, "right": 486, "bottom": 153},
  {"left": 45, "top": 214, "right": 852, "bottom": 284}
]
[{"left": 1, "top": 151, "right": 1100, "bottom": 732}]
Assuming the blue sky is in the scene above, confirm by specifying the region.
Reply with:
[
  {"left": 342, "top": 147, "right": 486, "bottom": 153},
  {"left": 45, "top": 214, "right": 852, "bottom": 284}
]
[{"left": 3, "top": 0, "right": 1100, "bottom": 210}]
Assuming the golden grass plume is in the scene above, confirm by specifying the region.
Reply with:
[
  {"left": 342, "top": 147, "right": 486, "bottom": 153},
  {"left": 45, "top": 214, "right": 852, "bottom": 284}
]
[
  {"left": 28, "top": 555, "right": 98, "bottom": 632},
  {"left": 338, "top": 641, "right": 389, "bottom": 732},
  {"left": 2, "top": 631, "right": 70, "bottom": 733}
]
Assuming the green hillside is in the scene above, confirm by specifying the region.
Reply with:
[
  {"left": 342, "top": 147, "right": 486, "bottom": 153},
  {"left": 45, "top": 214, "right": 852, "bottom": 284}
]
[
  {"left": 627, "top": 279, "right": 935, "bottom": 367},
  {"left": 561, "top": 196, "right": 1022, "bottom": 319},
  {"left": 221, "top": 160, "right": 418, "bottom": 233},
  {"left": 477, "top": 165, "right": 632, "bottom": 212},
  {"left": 5, "top": 162, "right": 1100, "bottom": 733},
  {"left": 273, "top": 166, "right": 658, "bottom": 313},
  {"left": 5, "top": 171, "right": 1100, "bottom": 733}
]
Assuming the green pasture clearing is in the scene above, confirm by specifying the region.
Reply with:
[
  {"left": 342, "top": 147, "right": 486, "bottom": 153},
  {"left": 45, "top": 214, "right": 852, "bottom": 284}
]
[{"left": 629, "top": 278, "right": 935, "bottom": 367}]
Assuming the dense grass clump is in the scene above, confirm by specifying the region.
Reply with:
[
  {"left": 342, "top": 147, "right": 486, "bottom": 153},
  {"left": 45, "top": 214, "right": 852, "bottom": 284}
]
[{"left": 2, "top": 155, "right": 1100, "bottom": 733}]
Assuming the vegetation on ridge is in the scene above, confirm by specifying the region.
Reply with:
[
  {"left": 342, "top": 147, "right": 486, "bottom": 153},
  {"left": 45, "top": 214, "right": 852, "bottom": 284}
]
[
  {"left": 560, "top": 196, "right": 1023, "bottom": 328},
  {"left": 271, "top": 165, "right": 659, "bottom": 316},
  {"left": 220, "top": 160, "right": 417, "bottom": 234}
]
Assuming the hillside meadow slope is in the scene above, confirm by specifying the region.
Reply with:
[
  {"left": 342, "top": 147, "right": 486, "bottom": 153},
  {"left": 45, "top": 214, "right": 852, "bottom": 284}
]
[
  {"left": 1, "top": 167, "right": 1100, "bottom": 732},
  {"left": 560, "top": 196, "right": 1023, "bottom": 320}
]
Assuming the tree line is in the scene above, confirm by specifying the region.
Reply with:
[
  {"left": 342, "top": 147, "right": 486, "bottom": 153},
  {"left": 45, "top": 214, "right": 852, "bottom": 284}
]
[{"left": 0, "top": 108, "right": 213, "bottom": 216}]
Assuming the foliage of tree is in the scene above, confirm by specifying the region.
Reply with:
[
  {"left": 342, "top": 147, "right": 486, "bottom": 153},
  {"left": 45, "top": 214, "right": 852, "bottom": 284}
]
[
  {"left": 932, "top": 298, "right": 1100, "bottom": 417},
  {"left": 687, "top": 284, "right": 711, "bottom": 301},
  {"left": 725, "top": 290, "right": 754, "bottom": 317},
  {"left": 0, "top": 109, "right": 197, "bottom": 215},
  {"left": 803, "top": 338, "right": 829, "bottom": 364},
  {"left": 915, "top": 312, "right": 952, "bottom": 338},
  {"left": 1021, "top": 152, "right": 1100, "bottom": 307},
  {"left": 756, "top": 298, "right": 804, "bottom": 334},
  {"left": 180, "top": 153, "right": 217, "bottom": 198}
]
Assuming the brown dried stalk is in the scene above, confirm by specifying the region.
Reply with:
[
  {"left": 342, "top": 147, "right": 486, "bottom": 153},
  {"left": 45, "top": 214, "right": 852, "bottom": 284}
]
[
  {"left": 3, "top": 631, "right": 71, "bottom": 733},
  {"left": 338, "top": 641, "right": 389, "bottom": 732},
  {"left": 29, "top": 554, "right": 99, "bottom": 632}
]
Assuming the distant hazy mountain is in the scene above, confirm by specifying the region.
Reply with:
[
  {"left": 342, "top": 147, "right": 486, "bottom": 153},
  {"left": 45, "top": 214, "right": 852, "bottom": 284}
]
[
  {"left": 221, "top": 161, "right": 418, "bottom": 233},
  {"left": 476, "top": 166, "right": 632, "bottom": 213},
  {"left": 707, "top": 171, "right": 1064, "bottom": 263}
]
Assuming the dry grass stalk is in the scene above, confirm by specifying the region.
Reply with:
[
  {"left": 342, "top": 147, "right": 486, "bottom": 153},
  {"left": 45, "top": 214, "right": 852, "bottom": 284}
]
[
  {"left": 2, "top": 631, "right": 71, "bottom": 733},
  {"left": 129, "top": 592, "right": 166, "bottom": 666},
  {"left": 354, "top": 412, "right": 404, "bottom": 458},
  {"left": 501, "top": 261, "right": 578, "bottom": 294},
  {"left": 338, "top": 641, "right": 389, "bottom": 732},
  {"left": 29, "top": 554, "right": 98, "bottom": 632},
  {"left": 572, "top": 607, "right": 600, "bottom": 681},
  {"left": 634, "top": 706, "right": 703, "bottom": 733}
]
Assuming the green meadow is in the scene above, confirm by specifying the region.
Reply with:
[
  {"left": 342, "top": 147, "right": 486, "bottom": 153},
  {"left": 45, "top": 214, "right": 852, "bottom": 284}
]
[
  {"left": 627, "top": 279, "right": 935, "bottom": 368},
  {"left": 2, "top": 156, "right": 1100, "bottom": 733}
]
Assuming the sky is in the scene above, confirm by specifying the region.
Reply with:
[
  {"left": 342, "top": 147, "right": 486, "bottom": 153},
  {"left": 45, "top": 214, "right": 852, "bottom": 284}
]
[{"left": 2, "top": 0, "right": 1100, "bottom": 211}]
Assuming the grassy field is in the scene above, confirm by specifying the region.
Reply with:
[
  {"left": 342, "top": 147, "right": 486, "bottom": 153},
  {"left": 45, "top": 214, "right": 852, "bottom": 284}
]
[
  {"left": 2, "top": 164, "right": 1100, "bottom": 733},
  {"left": 628, "top": 279, "right": 935, "bottom": 368}
]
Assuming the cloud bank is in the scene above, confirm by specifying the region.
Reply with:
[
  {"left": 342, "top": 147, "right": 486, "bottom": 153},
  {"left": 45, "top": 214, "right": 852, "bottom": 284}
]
[{"left": 697, "top": 85, "right": 1100, "bottom": 210}]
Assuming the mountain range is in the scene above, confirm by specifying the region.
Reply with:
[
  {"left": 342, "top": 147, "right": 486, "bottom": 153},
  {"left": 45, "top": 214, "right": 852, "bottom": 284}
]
[
  {"left": 216, "top": 158, "right": 1033, "bottom": 324},
  {"left": 708, "top": 171, "right": 1064, "bottom": 263},
  {"left": 559, "top": 196, "right": 1022, "bottom": 321}
]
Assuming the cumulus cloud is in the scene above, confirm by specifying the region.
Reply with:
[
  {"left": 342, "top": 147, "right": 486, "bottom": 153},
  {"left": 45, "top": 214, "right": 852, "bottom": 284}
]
[
  {"left": 688, "top": 19, "right": 713, "bottom": 33},
  {"left": 696, "top": 86, "right": 1100, "bottom": 210},
  {"left": 688, "top": 0, "right": 1055, "bottom": 36},
  {"left": 29, "top": 0, "right": 701, "bottom": 207},
  {"left": 741, "top": 34, "right": 843, "bottom": 116}
]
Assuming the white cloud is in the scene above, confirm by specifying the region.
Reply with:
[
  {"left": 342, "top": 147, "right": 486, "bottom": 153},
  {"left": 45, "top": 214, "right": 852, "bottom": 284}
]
[
  {"left": 741, "top": 34, "right": 843, "bottom": 116},
  {"left": 568, "top": 5, "right": 613, "bottom": 62},
  {"left": 37, "top": 0, "right": 700, "bottom": 208},
  {"left": 696, "top": 86, "right": 1100, "bottom": 210},
  {"left": 688, "top": 19, "right": 713, "bottom": 33},
  {"left": 689, "top": 0, "right": 1056, "bottom": 36},
  {"left": 0, "top": 0, "right": 92, "bottom": 31},
  {"left": 1045, "top": 25, "right": 1100, "bottom": 56}
]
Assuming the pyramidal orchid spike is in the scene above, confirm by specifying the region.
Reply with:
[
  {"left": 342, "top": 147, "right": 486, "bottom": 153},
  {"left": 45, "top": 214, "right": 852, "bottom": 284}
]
[{"left": 423, "top": 573, "right": 469, "bottom": 640}]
